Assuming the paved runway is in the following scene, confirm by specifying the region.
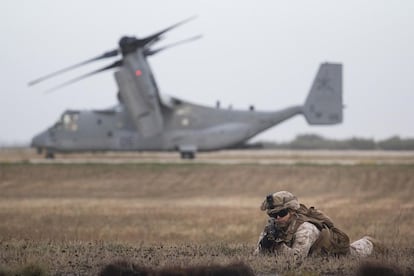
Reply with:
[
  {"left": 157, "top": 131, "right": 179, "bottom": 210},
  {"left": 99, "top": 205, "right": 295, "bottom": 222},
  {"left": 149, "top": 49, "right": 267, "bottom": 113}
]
[{"left": 1, "top": 148, "right": 414, "bottom": 165}]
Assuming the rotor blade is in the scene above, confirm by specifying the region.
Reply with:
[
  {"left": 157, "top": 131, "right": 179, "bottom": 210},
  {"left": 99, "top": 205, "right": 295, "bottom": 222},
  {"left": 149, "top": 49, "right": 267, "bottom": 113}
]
[
  {"left": 139, "top": 16, "right": 197, "bottom": 46},
  {"left": 146, "top": 35, "right": 202, "bottom": 56},
  {"left": 28, "top": 49, "right": 119, "bottom": 86},
  {"left": 45, "top": 60, "right": 122, "bottom": 93}
]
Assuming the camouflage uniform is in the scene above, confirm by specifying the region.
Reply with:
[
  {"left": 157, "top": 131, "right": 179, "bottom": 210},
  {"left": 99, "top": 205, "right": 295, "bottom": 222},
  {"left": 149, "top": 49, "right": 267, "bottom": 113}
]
[{"left": 255, "top": 191, "right": 379, "bottom": 262}]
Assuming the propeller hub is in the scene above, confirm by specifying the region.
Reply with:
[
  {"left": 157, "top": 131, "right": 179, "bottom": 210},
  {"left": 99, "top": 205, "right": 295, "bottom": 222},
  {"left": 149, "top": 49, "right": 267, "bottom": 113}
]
[{"left": 119, "top": 36, "right": 141, "bottom": 55}]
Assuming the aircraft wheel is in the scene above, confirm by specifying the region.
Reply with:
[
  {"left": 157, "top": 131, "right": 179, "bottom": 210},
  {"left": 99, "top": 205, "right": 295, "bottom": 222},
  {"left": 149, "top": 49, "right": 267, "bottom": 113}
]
[
  {"left": 180, "top": 151, "right": 196, "bottom": 159},
  {"left": 45, "top": 151, "right": 55, "bottom": 159}
]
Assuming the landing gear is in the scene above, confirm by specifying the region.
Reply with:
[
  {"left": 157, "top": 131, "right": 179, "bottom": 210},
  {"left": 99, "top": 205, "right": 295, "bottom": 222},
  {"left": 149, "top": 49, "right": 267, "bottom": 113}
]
[
  {"left": 45, "top": 151, "right": 55, "bottom": 159},
  {"left": 180, "top": 151, "right": 195, "bottom": 159},
  {"left": 178, "top": 145, "right": 197, "bottom": 160}
]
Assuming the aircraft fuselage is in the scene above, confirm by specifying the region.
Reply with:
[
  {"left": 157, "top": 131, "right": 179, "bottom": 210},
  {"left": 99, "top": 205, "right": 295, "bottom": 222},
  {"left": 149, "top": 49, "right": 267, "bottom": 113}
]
[{"left": 31, "top": 101, "right": 303, "bottom": 154}]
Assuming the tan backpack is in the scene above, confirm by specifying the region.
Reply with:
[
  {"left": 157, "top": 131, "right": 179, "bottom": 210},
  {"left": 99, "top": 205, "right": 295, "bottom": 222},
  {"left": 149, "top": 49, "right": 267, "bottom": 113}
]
[{"left": 294, "top": 204, "right": 350, "bottom": 256}]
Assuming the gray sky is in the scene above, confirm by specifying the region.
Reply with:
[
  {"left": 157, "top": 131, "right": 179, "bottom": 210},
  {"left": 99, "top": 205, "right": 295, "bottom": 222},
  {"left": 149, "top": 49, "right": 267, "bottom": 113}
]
[{"left": 1, "top": 0, "right": 414, "bottom": 145}]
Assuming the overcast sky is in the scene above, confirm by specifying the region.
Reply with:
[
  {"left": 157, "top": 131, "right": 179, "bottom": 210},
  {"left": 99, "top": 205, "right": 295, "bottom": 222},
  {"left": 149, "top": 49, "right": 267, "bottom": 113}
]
[{"left": 1, "top": 0, "right": 413, "bottom": 145}]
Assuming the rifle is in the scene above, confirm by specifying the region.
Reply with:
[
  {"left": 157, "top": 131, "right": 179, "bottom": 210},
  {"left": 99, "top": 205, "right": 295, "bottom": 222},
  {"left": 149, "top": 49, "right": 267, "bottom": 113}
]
[{"left": 259, "top": 218, "right": 283, "bottom": 251}]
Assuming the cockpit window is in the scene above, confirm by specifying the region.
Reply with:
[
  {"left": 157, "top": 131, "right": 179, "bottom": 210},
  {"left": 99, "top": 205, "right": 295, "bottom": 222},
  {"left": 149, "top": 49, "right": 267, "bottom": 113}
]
[{"left": 62, "top": 112, "right": 79, "bottom": 131}]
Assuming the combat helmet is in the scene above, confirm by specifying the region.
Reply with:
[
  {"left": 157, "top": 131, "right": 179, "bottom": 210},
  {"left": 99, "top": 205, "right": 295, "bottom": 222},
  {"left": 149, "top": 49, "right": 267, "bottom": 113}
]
[{"left": 260, "top": 191, "right": 300, "bottom": 216}]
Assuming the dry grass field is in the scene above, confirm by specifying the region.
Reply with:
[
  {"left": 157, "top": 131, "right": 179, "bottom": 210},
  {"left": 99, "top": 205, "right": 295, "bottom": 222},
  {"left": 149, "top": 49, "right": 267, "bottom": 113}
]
[{"left": 0, "top": 149, "right": 413, "bottom": 275}]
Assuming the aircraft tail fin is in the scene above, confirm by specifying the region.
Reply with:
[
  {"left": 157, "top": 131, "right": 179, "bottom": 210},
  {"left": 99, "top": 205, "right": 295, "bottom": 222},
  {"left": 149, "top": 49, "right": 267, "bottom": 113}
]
[{"left": 303, "top": 63, "right": 343, "bottom": 125}]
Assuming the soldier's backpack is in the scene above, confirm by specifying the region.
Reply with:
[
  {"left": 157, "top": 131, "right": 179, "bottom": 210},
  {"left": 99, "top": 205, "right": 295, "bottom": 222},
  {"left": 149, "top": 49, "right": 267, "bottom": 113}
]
[{"left": 294, "top": 204, "right": 350, "bottom": 256}]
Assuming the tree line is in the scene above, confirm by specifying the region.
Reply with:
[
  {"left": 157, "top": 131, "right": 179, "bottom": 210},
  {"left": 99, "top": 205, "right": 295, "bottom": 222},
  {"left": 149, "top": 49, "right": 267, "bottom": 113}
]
[{"left": 249, "top": 134, "right": 414, "bottom": 150}]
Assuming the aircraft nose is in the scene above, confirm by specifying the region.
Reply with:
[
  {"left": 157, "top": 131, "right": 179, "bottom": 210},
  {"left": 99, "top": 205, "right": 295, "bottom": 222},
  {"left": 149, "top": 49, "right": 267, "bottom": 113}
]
[{"left": 31, "top": 131, "right": 49, "bottom": 147}]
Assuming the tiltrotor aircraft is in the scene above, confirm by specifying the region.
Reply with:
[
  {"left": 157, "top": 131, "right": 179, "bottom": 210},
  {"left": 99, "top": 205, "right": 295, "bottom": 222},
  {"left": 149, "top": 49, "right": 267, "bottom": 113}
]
[{"left": 29, "top": 18, "right": 343, "bottom": 159}]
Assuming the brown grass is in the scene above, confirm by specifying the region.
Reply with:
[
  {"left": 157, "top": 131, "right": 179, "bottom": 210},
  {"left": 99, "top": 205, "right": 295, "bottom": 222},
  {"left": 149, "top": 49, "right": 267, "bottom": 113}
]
[{"left": 0, "top": 151, "right": 413, "bottom": 275}]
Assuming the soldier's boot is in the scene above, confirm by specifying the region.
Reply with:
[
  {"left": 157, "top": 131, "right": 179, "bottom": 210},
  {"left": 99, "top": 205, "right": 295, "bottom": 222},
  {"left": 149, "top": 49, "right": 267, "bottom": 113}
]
[{"left": 365, "top": 236, "right": 387, "bottom": 254}]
